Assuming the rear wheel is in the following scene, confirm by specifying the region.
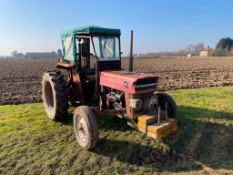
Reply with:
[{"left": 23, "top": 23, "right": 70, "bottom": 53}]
[
  {"left": 73, "top": 106, "right": 99, "bottom": 150},
  {"left": 154, "top": 92, "right": 177, "bottom": 118},
  {"left": 42, "top": 70, "right": 68, "bottom": 121}
]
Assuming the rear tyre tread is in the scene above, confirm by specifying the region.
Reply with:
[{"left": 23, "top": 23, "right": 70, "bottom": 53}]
[{"left": 42, "top": 70, "right": 68, "bottom": 121}]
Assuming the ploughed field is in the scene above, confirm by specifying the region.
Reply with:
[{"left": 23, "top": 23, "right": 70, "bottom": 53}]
[{"left": 1, "top": 57, "right": 233, "bottom": 104}]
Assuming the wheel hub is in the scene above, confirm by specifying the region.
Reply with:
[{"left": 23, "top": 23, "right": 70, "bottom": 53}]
[{"left": 77, "top": 118, "right": 88, "bottom": 143}]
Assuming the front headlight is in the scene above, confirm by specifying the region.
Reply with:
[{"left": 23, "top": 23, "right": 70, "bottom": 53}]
[{"left": 129, "top": 98, "right": 142, "bottom": 108}]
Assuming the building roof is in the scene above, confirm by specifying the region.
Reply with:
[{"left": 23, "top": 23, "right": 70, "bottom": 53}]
[{"left": 61, "top": 26, "right": 121, "bottom": 38}]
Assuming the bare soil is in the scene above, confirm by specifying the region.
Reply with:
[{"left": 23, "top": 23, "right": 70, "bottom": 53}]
[{"left": 1, "top": 57, "right": 233, "bottom": 104}]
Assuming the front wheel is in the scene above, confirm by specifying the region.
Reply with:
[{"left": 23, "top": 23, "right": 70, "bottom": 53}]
[
  {"left": 154, "top": 92, "right": 177, "bottom": 118},
  {"left": 73, "top": 106, "right": 99, "bottom": 150}
]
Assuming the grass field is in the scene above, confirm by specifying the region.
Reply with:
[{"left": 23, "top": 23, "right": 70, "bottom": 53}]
[{"left": 0, "top": 87, "right": 233, "bottom": 175}]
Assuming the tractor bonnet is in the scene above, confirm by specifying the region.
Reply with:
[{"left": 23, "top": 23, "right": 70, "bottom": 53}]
[{"left": 99, "top": 70, "right": 158, "bottom": 94}]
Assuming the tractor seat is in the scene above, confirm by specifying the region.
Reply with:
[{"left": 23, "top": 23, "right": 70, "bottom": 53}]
[{"left": 82, "top": 67, "right": 95, "bottom": 75}]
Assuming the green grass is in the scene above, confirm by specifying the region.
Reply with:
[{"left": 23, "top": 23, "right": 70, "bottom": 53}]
[{"left": 0, "top": 87, "right": 233, "bottom": 175}]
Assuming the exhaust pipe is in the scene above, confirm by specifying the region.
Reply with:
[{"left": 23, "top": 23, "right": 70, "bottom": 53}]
[{"left": 128, "top": 30, "right": 134, "bottom": 72}]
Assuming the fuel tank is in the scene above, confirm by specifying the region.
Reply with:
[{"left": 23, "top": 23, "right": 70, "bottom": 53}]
[{"left": 99, "top": 70, "right": 158, "bottom": 94}]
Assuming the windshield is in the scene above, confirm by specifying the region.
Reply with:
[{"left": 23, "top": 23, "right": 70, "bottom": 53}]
[{"left": 93, "top": 36, "right": 120, "bottom": 61}]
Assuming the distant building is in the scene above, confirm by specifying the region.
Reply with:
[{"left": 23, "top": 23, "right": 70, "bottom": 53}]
[
  {"left": 199, "top": 50, "right": 209, "bottom": 57},
  {"left": 187, "top": 53, "right": 193, "bottom": 58}
]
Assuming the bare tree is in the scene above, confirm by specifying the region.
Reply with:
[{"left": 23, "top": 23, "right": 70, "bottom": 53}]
[{"left": 185, "top": 43, "right": 205, "bottom": 56}]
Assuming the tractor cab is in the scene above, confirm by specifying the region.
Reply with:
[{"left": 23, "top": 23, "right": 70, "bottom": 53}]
[{"left": 60, "top": 26, "right": 121, "bottom": 71}]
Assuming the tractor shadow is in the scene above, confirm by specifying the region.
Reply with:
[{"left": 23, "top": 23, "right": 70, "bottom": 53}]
[
  {"left": 92, "top": 105, "right": 233, "bottom": 173},
  {"left": 61, "top": 105, "right": 233, "bottom": 172},
  {"left": 62, "top": 108, "right": 130, "bottom": 132},
  {"left": 61, "top": 112, "right": 73, "bottom": 126}
]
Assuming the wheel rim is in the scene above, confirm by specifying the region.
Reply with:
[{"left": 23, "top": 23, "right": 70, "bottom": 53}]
[
  {"left": 76, "top": 117, "right": 89, "bottom": 145},
  {"left": 44, "top": 81, "right": 54, "bottom": 111}
]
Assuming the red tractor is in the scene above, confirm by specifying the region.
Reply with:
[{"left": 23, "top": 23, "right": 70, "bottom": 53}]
[{"left": 42, "top": 26, "right": 177, "bottom": 150}]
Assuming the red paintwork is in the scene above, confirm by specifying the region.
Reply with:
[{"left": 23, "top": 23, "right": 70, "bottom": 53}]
[{"left": 99, "top": 70, "right": 158, "bottom": 94}]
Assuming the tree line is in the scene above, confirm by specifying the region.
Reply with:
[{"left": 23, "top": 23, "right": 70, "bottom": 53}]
[
  {"left": 8, "top": 49, "right": 63, "bottom": 59},
  {"left": 175, "top": 37, "right": 233, "bottom": 57},
  {"left": 213, "top": 37, "right": 233, "bottom": 56}
]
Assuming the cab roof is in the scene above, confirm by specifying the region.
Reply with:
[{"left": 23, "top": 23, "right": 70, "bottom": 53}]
[{"left": 61, "top": 26, "right": 121, "bottom": 38}]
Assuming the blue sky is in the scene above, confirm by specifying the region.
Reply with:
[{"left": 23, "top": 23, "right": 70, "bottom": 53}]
[{"left": 0, "top": 0, "right": 233, "bottom": 56}]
